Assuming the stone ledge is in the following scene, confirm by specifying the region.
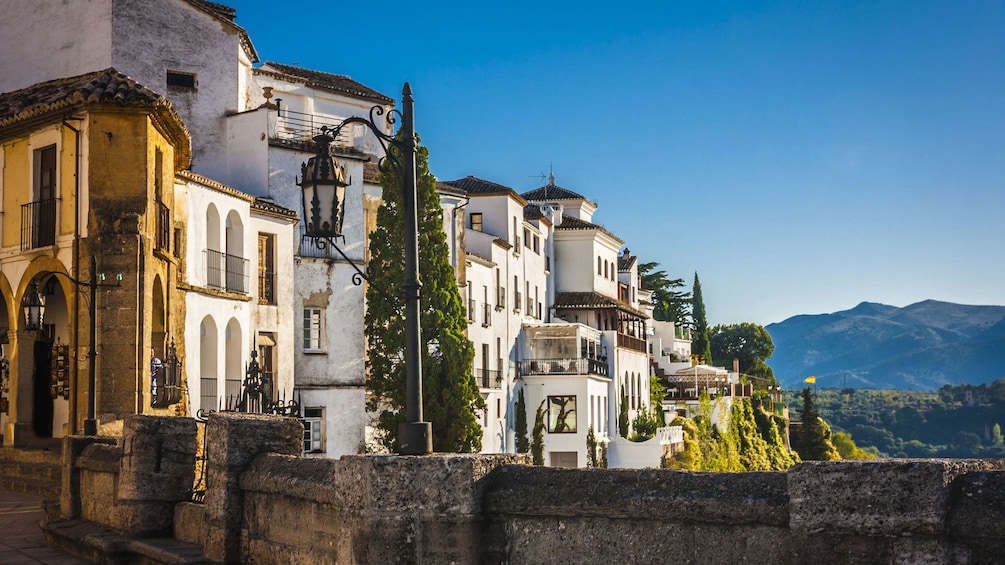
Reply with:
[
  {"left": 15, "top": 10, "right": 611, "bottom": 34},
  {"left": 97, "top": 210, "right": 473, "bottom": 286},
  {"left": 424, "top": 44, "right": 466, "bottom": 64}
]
[
  {"left": 484, "top": 466, "right": 790, "bottom": 526},
  {"left": 78, "top": 443, "right": 122, "bottom": 473},
  {"left": 789, "top": 459, "right": 1005, "bottom": 536}
]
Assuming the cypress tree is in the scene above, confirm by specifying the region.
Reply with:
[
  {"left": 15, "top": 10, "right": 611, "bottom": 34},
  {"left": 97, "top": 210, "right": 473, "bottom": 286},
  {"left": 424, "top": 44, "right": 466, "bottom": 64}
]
[
  {"left": 365, "top": 137, "right": 483, "bottom": 452},
  {"left": 691, "top": 272, "right": 713, "bottom": 364},
  {"left": 795, "top": 387, "right": 840, "bottom": 461},
  {"left": 515, "top": 388, "right": 530, "bottom": 453},
  {"left": 618, "top": 385, "right": 630, "bottom": 438},
  {"left": 531, "top": 400, "right": 546, "bottom": 465}
]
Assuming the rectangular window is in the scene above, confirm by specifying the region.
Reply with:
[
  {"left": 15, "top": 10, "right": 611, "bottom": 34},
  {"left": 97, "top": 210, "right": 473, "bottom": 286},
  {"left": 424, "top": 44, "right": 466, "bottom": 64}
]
[
  {"left": 303, "top": 308, "right": 324, "bottom": 352},
  {"left": 154, "top": 148, "right": 170, "bottom": 252},
  {"left": 547, "top": 395, "right": 577, "bottom": 433},
  {"left": 303, "top": 407, "right": 324, "bottom": 453},
  {"left": 258, "top": 233, "right": 276, "bottom": 305},
  {"left": 166, "top": 70, "right": 197, "bottom": 89},
  {"left": 533, "top": 235, "right": 540, "bottom": 254},
  {"left": 23, "top": 145, "right": 57, "bottom": 250},
  {"left": 470, "top": 212, "right": 483, "bottom": 232}
]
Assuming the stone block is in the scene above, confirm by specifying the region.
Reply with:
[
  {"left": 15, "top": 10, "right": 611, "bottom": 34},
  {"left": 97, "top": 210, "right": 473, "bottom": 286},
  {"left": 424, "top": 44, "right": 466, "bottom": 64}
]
[
  {"left": 118, "top": 415, "right": 196, "bottom": 502},
  {"left": 948, "top": 470, "right": 1005, "bottom": 540},
  {"left": 485, "top": 466, "right": 789, "bottom": 526},
  {"left": 174, "top": 502, "right": 208, "bottom": 547},
  {"left": 60, "top": 434, "right": 117, "bottom": 519},
  {"left": 789, "top": 459, "right": 1005, "bottom": 537}
]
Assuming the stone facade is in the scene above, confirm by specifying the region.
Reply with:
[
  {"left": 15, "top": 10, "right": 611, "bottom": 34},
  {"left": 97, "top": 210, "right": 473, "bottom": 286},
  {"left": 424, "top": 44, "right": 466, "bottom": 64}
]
[{"left": 46, "top": 414, "right": 1005, "bottom": 564}]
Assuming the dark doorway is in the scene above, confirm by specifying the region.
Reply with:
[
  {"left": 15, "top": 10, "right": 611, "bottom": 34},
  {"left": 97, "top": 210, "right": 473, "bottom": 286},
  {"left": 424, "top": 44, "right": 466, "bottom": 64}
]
[{"left": 32, "top": 339, "right": 53, "bottom": 437}]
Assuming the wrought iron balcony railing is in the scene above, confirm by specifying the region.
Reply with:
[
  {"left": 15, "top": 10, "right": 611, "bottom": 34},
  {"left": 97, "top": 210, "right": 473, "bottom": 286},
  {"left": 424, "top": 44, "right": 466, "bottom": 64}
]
[
  {"left": 518, "top": 357, "right": 609, "bottom": 378},
  {"left": 21, "top": 198, "right": 56, "bottom": 250},
  {"left": 205, "top": 249, "right": 249, "bottom": 294},
  {"left": 476, "top": 368, "right": 502, "bottom": 389},
  {"left": 275, "top": 110, "right": 353, "bottom": 145},
  {"left": 259, "top": 270, "right": 276, "bottom": 305}
]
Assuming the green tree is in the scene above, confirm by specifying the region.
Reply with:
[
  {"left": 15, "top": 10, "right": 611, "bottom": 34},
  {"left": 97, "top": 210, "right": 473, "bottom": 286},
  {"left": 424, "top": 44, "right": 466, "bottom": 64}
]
[
  {"left": 531, "top": 400, "right": 546, "bottom": 465},
  {"left": 515, "top": 388, "right": 530, "bottom": 453},
  {"left": 794, "top": 388, "right": 841, "bottom": 461},
  {"left": 649, "top": 374, "right": 667, "bottom": 426},
  {"left": 992, "top": 423, "right": 1003, "bottom": 447},
  {"left": 365, "top": 138, "right": 483, "bottom": 452},
  {"left": 586, "top": 427, "right": 599, "bottom": 467},
  {"left": 691, "top": 272, "right": 713, "bottom": 364},
  {"left": 638, "top": 261, "right": 691, "bottom": 325},
  {"left": 630, "top": 407, "right": 661, "bottom": 441},
  {"left": 709, "top": 323, "right": 776, "bottom": 383},
  {"left": 618, "top": 385, "right": 630, "bottom": 438},
  {"left": 832, "top": 431, "right": 878, "bottom": 459}
]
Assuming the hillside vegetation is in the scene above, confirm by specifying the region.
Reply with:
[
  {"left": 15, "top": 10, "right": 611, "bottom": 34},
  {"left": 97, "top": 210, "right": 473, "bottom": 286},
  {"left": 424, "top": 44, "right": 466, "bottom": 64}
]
[{"left": 787, "top": 381, "right": 1005, "bottom": 458}]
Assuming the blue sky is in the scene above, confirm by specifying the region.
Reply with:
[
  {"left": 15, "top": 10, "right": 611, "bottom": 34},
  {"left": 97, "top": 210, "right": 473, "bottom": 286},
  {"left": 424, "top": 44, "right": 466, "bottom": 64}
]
[{"left": 229, "top": 0, "right": 1005, "bottom": 325}]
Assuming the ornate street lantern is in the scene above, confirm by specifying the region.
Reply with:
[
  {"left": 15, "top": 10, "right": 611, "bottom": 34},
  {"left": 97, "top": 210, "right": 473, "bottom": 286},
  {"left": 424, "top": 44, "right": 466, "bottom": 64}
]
[
  {"left": 298, "top": 130, "right": 349, "bottom": 240},
  {"left": 21, "top": 280, "right": 45, "bottom": 331}
]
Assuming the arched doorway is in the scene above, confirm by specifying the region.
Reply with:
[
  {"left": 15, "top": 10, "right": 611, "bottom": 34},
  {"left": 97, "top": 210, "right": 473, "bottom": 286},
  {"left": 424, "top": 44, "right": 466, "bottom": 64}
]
[
  {"left": 26, "top": 274, "right": 70, "bottom": 438},
  {"left": 224, "top": 318, "right": 242, "bottom": 404}
]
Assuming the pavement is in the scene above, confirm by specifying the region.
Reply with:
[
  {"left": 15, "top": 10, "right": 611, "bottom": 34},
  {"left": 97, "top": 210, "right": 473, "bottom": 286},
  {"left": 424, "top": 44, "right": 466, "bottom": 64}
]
[{"left": 0, "top": 490, "right": 89, "bottom": 564}]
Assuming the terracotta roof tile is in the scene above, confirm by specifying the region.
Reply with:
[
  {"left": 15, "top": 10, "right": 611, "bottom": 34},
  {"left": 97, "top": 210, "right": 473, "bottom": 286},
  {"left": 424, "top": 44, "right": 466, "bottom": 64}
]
[
  {"left": 553, "top": 291, "right": 647, "bottom": 318},
  {"left": 441, "top": 175, "right": 518, "bottom": 196},
  {"left": 253, "top": 197, "right": 298, "bottom": 220},
  {"left": 522, "top": 182, "right": 588, "bottom": 202},
  {"left": 256, "top": 62, "right": 392, "bottom": 104},
  {"left": 0, "top": 68, "right": 167, "bottom": 126}
]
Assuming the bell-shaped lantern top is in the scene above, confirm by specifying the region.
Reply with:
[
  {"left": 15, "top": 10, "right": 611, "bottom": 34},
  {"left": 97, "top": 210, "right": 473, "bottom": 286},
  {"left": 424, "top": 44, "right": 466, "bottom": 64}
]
[{"left": 298, "top": 131, "right": 349, "bottom": 240}]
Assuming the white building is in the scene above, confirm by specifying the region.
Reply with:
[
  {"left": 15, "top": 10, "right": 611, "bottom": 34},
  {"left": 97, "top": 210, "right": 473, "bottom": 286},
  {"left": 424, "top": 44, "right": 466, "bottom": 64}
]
[
  {"left": 175, "top": 171, "right": 297, "bottom": 416},
  {"left": 438, "top": 176, "right": 552, "bottom": 453}
]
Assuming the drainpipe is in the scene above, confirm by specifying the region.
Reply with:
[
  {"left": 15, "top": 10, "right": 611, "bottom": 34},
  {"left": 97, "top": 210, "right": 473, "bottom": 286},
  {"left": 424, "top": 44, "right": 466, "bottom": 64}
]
[{"left": 62, "top": 117, "right": 82, "bottom": 434}]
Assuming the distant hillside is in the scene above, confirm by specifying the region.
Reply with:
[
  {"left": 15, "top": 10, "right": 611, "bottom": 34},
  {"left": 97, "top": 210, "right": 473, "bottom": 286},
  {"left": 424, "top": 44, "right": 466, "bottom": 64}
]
[{"left": 766, "top": 300, "right": 1005, "bottom": 390}]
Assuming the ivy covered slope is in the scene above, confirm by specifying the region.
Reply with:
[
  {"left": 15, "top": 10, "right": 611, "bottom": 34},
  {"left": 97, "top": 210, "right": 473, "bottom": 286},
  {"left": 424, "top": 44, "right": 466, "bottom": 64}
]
[{"left": 365, "top": 138, "right": 483, "bottom": 453}]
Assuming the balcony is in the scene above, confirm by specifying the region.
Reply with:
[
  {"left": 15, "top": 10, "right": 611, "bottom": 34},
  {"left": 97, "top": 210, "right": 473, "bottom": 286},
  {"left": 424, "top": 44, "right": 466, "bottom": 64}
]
[
  {"left": 259, "top": 270, "right": 276, "bottom": 305},
  {"left": 205, "top": 249, "right": 249, "bottom": 294},
  {"left": 21, "top": 198, "right": 56, "bottom": 250},
  {"left": 482, "top": 303, "right": 492, "bottom": 327},
  {"left": 274, "top": 110, "right": 353, "bottom": 146},
  {"left": 514, "top": 291, "right": 522, "bottom": 312},
  {"left": 518, "top": 358, "right": 609, "bottom": 378},
  {"left": 477, "top": 368, "right": 502, "bottom": 389},
  {"left": 496, "top": 287, "right": 506, "bottom": 310},
  {"left": 617, "top": 332, "right": 647, "bottom": 354},
  {"left": 467, "top": 298, "right": 476, "bottom": 323}
]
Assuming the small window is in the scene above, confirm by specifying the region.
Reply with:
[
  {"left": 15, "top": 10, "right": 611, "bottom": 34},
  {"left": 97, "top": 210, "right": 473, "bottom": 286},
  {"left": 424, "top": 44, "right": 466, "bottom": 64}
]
[
  {"left": 547, "top": 395, "right": 577, "bottom": 433},
  {"left": 258, "top": 234, "right": 276, "bottom": 305},
  {"left": 470, "top": 212, "right": 483, "bottom": 232},
  {"left": 533, "top": 235, "right": 540, "bottom": 254},
  {"left": 303, "top": 308, "right": 325, "bottom": 352},
  {"left": 166, "top": 70, "right": 197, "bottom": 89},
  {"left": 597, "top": 257, "right": 602, "bottom": 275},
  {"left": 303, "top": 407, "right": 324, "bottom": 453}
]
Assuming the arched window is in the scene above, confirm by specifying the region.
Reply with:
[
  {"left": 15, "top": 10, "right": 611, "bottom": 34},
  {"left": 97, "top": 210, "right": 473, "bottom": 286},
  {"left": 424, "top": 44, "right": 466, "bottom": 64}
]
[
  {"left": 200, "top": 317, "right": 218, "bottom": 413},
  {"left": 597, "top": 256, "right": 602, "bottom": 275}
]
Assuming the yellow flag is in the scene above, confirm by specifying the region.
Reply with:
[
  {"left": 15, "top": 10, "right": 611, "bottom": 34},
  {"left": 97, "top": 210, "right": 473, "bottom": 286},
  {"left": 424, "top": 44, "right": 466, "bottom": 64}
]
[{"left": 804, "top": 376, "right": 817, "bottom": 384}]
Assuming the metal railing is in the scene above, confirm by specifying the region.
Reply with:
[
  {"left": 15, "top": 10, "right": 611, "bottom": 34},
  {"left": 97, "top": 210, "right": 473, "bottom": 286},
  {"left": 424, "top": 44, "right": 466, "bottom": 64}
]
[
  {"left": 205, "top": 249, "right": 249, "bottom": 294},
  {"left": 496, "top": 287, "right": 506, "bottom": 310},
  {"left": 518, "top": 357, "right": 609, "bottom": 377},
  {"left": 477, "top": 368, "right": 502, "bottom": 389},
  {"left": 21, "top": 198, "right": 56, "bottom": 250},
  {"left": 467, "top": 299, "right": 476, "bottom": 322},
  {"left": 155, "top": 201, "right": 170, "bottom": 252},
  {"left": 482, "top": 303, "right": 492, "bottom": 327},
  {"left": 514, "top": 291, "right": 522, "bottom": 312},
  {"left": 275, "top": 110, "right": 353, "bottom": 145}
]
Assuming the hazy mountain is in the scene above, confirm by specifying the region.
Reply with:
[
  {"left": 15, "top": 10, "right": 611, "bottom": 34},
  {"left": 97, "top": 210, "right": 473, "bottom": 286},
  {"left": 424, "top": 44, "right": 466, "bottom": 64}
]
[{"left": 765, "top": 300, "right": 1005, "bottom": 390}]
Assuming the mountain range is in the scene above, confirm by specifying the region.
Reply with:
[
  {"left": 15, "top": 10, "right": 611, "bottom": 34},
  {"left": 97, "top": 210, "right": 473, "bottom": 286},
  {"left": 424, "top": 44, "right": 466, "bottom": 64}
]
[{"left": 765, "top": 300, "right": 1005, "bottom": 390}]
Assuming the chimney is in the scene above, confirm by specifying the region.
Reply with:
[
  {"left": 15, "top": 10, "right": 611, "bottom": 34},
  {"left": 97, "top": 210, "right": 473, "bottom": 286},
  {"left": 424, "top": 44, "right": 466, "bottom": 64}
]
[{"left": 733, "top": 358, "right": 740, "bottom": 374}]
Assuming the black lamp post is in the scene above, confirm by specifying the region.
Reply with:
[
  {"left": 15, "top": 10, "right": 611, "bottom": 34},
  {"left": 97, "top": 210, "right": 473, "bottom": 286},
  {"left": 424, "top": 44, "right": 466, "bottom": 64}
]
[
  {"left": 297, "top": 83, "right": 431, "bottom": 455},
  {"left": 22, "top": 256, "right": 120, "bottom": 435}
]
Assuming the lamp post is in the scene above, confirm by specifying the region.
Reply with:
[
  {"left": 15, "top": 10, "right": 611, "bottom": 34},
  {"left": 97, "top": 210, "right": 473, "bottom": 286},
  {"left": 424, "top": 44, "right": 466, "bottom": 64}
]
[
  {"left": 297, "top": 83, "right": 431, "bottom": 455},
  {"left": 22, "top": 255, "right": 120, "bottom": 435}
]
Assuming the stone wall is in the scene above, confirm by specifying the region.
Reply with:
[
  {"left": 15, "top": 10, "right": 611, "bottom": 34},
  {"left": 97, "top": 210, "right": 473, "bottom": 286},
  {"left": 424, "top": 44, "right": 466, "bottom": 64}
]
[{"left": 55, "top": 413, "right": 1005, "bottom": 564}]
